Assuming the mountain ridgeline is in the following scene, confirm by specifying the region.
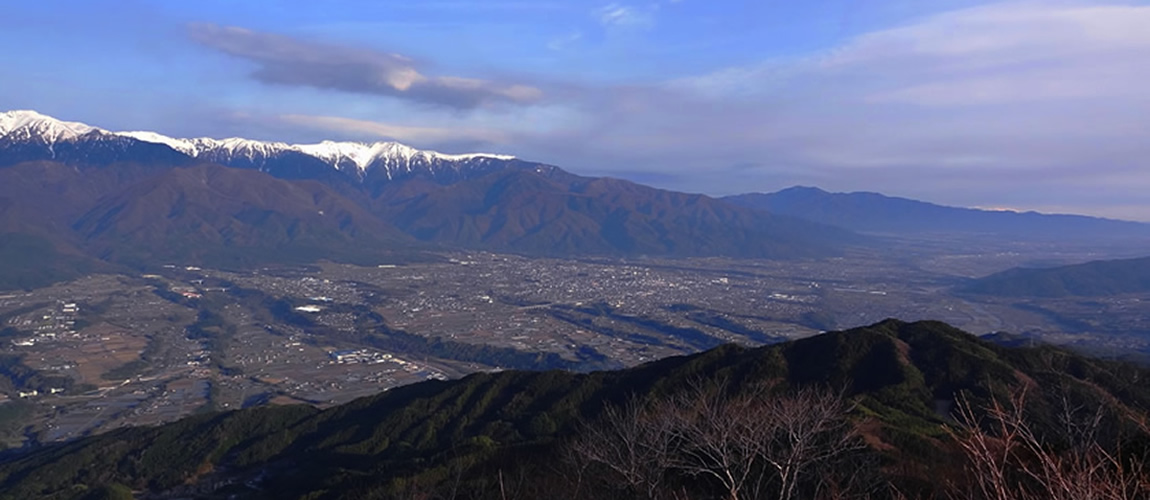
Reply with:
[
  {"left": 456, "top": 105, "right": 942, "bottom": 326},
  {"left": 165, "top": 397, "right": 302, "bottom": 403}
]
[
  {"left": 1, "top": 319, "right": 1148, "bottom": 499},
  {"left": 963, "top": 255, "right": 1150, "bottom": 297},
  {"left": 0, "top": 111, "right": 857, "bottom": 288},
  {"left": 725, "top": 186, "right": 1150, "bottom": 239}
]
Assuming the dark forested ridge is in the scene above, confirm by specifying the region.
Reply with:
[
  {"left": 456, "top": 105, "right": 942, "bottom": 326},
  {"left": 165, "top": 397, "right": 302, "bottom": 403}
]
[
  {"left": 1, "top": 319, "right": 1148, "bottom": 499},
  {"left": 963, "top": 255, "right": 1150, "bottom": 297}
]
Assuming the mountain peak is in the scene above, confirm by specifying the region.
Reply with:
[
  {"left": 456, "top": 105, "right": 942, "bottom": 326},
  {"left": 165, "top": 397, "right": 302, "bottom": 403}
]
[
  {"left": 0, "top": 110, "right": 102, "bottom": 143},
  {"left": 8, "top": 110, "right": 516, "bottom": 177},
  {"left": 291, "top": 140, "right": 513, "bottom": 173},
  {"left": 117, "top": 132, "right": 291, "bottom": 156},
  {"left": 777, "top": 185, "right": 830, "bottom": 195}
]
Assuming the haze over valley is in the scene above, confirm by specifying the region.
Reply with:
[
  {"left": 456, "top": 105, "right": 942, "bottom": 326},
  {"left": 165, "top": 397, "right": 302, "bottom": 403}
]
[{"left": 1, "top": 110, "right": 1149, "bottom": 452}]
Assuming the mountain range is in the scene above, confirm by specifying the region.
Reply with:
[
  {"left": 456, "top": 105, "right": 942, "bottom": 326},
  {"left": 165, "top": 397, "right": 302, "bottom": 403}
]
[
  {"left": 4, "top": 110, "right": 1149, "bottom": 291},
  {"left": 0, "top": 111, "right": 858, "bottom": 288},
  {"left": 725, "top": 186, "right": 1150, "bottom": 239},
  {"left": 0, "top": 110, "right": 517, "bottom": 184}
]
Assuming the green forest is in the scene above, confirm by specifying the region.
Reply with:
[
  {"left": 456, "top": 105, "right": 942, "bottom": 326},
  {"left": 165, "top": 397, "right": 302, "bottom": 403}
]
[{"left": 1, "top": 319, "right": 1148, "bottom": 499}]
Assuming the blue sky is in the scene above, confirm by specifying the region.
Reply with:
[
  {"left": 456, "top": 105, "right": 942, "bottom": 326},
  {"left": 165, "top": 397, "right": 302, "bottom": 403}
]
[{"left": 3, "top": 0, "right": 1150, "bottom": 220}]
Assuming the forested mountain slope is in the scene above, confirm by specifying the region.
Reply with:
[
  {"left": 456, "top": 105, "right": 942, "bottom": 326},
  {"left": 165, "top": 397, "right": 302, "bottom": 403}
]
[{"left": 1, "top": 319, "right": 1147, "bottom": 499}]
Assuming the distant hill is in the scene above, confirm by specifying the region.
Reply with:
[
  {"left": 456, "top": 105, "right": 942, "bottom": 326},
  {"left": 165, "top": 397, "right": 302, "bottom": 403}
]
[
  {"left": 72, "top": 164, "right": 414, "bottom": 267},
  {"left": 0, "top": 161, "right": 137, "bottom": 288},
  {"left": 1, "top": 319, "right": 1147, "bottom": 499},
  {"left": 372, "top": 170, "right": 856, "bottom": 259},
  {"left": 0, "top": 162, "right": 419, "bottom": 284},
  {"left": 725, "top": 186, "right": 1150, "bottom": 239},
  {"left": 0, "top": 160, "right": 854, "bottom": 288},
  {"left": 963, "top": 255, "right": 1150, "bottom": 297}
]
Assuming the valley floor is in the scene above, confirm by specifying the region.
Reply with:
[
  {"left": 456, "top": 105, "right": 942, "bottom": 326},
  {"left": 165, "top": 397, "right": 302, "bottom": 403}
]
[{"left": 0, "top": 241, "right": 1147, "bottom": 448}]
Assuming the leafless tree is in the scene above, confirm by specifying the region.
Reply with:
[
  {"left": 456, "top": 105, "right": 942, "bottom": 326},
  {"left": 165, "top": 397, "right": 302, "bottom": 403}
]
[
  {"left": 567, "top": 380, "right": 868, "bottom": 500},
  {"left": 567, "top": 397, "right": 677, "bottom": 500},
  {"left": 555, "top": 438, "right": 594, "bottom": 500},
  {"left": 948, "top": 386, "right": 1150, "bottom": 500},
  {"left": 662, "top": 380, "right": 771, "bottom": 500},
  {"left": 663, "top": 381, "right": 866, "bottom": 500},
  {"left": 760, "top": 386, "right": 868, "bottom": 500}
]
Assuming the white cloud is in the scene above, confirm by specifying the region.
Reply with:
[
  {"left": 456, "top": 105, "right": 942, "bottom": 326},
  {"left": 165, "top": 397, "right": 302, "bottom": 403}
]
[
  {"left": 820, "top": 2, "right": 1150, "bottom": 106},
  {"left": 276, "top": 114, "right": 510, "bottom": 145},
  {"left": 211, "top": 2, "right": 1150, "bottom": 220},
  {"left": 273, "top": 113, "right": 512, "bottom": 144},
  {"left": 547, "top": 31, "right": 583, "bottom": 51},
  {"left": 595, "top": 3, "right": 656, "bottom": 28},
  {"left": 518, "top": 2, "right": 1150, "bottom": 219}
]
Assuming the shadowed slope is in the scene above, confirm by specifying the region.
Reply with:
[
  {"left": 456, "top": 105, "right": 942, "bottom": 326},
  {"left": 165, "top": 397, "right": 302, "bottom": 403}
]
[
  {"left": 1, "top": 320, "right": 1147, "bottom": 499},
  {"left": 376, "top": 170, "right": 860, "bottom": 258},
  {"left": 72, "top": 164, "right": 414, "bottom": 267},
  {"left": 963, "top": 255, "right": 1150, "bottom": 297}
]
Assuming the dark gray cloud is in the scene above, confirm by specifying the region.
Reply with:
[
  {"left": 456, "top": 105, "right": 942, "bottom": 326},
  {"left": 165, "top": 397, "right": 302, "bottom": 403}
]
[{"left": 188, "top": 23, "right": 543, "bottom": 110}]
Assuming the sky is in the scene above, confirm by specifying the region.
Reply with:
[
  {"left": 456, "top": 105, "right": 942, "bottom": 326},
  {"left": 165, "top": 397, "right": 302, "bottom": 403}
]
[{"left": 2, "top": 0, "right": 1150, "bottom": 220}]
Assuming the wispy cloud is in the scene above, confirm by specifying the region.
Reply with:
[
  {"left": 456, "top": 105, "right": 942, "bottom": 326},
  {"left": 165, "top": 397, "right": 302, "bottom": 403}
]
[
  {"left": 188, "top": 23, "right": 543, "bottom": 110},
  {"left": 511, "top": 2, "right": 1150, "bottom": 216},
  {"left": 547, "top": 31, "right": 584, "bottom": 51},
  {"left": 820, "top": 2, "right": 1150, "bottom": 107},
  {"left": 384, "top": 2, "right": 567, "bottom": 12},
  {"left": 185, "top": 2, "right": 1150, "bottom": 219},
  {"left": 595, "top": 3, "right": 656, "bottom": 28},
  {"left": 276, "top": 114, "right": 510, "bottom": 145}
]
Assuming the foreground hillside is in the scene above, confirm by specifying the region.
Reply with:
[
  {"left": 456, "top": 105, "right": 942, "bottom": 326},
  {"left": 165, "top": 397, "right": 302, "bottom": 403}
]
[{"left": 1, "top": 319, "right": 1148, "bottom": 499}]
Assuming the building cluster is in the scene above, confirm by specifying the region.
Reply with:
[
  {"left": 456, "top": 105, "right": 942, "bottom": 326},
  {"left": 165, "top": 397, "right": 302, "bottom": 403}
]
[
  {"left": 328, "top": 348, "right": 396, "bottom": 365},
  {"left": 8, "top": 301, "right": 80, "bottom": 347}
]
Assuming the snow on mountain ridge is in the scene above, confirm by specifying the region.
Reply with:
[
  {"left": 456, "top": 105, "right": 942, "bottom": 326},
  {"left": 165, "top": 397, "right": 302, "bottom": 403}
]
[
  {"left": 4, "top": 110, "right": 516, "bottom": 172},
  {"left": 120, "top": 133, "right": 294, "bottom": 160},
  {"left": 0, "top": 110, "right": 102, "bottom": 143},
  {"left": 294, "top": 140, "right": 515, "bottom": 172},
  {"left": 118, "top": 131, "right": 199, "bottom": 155},
  {"left": 116, "top": 126, "right": 513, "bottom": 172},
  {"left": 296, "top": 141, "right": 422, "bottom": 172}
]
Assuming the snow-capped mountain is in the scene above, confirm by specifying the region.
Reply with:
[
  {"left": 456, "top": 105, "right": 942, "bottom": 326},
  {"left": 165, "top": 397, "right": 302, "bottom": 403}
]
[
  {"left": 0, "top": 110, "right": 99, "bottom": 143},
  {"left": 0, "top": 110, "right": 860, "bottom": 277},
  {"left": 0, "top": 110, "right": 519, "bottom": 183},
  {"left": 0, "top": 111, "right": 193, "bottom": 167}
]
